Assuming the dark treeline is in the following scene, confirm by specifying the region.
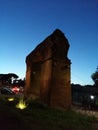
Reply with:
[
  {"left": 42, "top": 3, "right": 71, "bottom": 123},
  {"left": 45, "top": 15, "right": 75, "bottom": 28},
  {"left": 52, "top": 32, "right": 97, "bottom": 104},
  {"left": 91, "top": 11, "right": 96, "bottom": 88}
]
[
  {"left": 71, "top": 83, "right": 98, "bottom": 109},
  {"left": 0, "top": 73, "right": 25, "bottom": 88}
]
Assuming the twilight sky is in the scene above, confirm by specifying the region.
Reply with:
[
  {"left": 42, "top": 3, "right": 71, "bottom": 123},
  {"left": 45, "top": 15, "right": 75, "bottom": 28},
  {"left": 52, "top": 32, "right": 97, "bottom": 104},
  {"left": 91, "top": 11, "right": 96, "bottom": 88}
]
[{"left": 0, "top": 0, "right": 98, "bottom": 85}]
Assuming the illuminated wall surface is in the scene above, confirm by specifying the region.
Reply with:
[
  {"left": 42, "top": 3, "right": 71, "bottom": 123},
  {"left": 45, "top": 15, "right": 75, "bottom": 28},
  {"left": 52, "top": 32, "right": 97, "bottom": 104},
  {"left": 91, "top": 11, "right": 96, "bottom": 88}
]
[{"left": 25, "top": 29, "right": 71, "bottom": 109}]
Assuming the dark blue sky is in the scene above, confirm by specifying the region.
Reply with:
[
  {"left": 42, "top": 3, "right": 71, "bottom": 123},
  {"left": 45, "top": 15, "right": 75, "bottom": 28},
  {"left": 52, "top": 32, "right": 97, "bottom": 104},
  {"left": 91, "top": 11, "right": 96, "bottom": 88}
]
[{"left": 0, "top": 0, "right": 98, "bottom": 85}]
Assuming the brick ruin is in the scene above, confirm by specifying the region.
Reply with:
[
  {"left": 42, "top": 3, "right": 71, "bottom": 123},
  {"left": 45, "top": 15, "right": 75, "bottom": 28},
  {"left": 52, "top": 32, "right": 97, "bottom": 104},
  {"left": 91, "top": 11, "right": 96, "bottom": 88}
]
[{"left": 25, "top": 29, "right": 71, "bottom": 109}]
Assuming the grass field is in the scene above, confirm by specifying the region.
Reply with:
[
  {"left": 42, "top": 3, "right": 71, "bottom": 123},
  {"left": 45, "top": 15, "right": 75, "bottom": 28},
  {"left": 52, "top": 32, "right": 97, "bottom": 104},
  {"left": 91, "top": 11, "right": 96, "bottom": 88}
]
[{"left": 0, "top": 97, "right": 98, "bottom": 130}]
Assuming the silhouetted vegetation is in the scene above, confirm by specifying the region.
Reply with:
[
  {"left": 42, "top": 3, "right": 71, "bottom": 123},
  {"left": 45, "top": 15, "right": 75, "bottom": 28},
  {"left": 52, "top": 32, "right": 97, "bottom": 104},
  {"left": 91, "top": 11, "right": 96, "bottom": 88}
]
[
  {"left": 12, "top": 78, "right": 25, "bottom": 88},
  {"left": 0, "top": 73, "right": 19, "bottom": 86},
  {"left": 71, "top": 83, "right": 98, "bottom": 109},
  {"left": 91, "top": 67, "right": 98, "bottom": 86},
  {"left": 0, "top": 73, "right": 25, "bottom": 88}
]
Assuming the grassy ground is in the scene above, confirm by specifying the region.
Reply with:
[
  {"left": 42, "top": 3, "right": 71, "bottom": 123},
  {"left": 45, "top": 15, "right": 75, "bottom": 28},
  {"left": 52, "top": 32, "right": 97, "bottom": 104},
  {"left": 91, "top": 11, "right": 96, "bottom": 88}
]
[{"left": 0, "top": 97, "right": 98, "bottom": 130}]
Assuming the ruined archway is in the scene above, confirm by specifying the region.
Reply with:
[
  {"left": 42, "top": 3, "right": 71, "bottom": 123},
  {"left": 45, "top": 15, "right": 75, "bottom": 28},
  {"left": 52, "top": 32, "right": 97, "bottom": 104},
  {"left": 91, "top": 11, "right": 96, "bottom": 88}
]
[{"left": 25, "top": 29, "right": 71, "bottom": 109}]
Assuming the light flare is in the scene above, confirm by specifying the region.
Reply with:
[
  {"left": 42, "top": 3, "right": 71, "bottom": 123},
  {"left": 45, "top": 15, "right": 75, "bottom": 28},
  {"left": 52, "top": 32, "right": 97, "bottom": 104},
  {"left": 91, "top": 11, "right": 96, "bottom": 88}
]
[
  {"left": 16, "top": 99, "right": 27, "bottom": 110},
  {"left": 8, "top": 97, "right": 14, "bottom": 101}
]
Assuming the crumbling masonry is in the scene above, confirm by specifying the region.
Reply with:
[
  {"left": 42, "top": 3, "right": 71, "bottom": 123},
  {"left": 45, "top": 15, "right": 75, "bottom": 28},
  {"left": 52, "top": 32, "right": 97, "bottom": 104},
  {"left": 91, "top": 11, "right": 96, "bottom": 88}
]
[{"left": 25, "top": 29, "right": 71, "bottom": 109}]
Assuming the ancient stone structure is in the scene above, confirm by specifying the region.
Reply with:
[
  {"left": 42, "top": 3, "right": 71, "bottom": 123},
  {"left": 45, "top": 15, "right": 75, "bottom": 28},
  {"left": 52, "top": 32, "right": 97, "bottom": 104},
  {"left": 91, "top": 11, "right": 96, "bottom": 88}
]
[{"left": 25, "top": 29, "right": 71, "bottom": 109}]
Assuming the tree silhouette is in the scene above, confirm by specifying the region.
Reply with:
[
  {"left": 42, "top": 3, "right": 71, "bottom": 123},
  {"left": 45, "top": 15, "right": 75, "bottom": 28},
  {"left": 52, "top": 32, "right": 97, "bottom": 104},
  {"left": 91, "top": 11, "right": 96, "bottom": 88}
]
[
  {"left": 13, "top": 78, "right": 25, "bottom": 87},
  {"left": 91, "top": 67, "right": 98, "bottom": 86},
  {"left": 0, "top": 73, "right": 19, "bottom": 86}
]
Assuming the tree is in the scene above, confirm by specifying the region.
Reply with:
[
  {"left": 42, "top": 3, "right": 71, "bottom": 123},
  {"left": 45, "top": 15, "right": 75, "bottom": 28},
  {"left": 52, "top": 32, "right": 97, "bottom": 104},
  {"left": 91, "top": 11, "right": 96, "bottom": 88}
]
[
  {"left": 0, "top": 73, "right": 19, "bottom": 86},
  {"left": 7, "top": 73, "right": 19, "bottom": 79},
  {"left": 12, "top": 78, "right": 25, "bottom": 87},
  {"left": 91, "top": 67, "right": 98, "bottom": 86}
]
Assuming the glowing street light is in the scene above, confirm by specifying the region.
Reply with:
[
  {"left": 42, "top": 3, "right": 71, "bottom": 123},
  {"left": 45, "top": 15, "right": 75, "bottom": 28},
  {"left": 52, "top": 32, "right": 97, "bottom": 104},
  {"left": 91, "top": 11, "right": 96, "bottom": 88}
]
[{"left": 90, "top": 95, "right": 94, "bottom": 100}]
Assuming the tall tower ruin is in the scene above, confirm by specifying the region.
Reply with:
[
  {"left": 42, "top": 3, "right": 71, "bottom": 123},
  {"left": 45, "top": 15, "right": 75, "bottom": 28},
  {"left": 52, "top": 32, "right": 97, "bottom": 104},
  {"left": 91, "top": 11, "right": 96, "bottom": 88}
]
[{"left": 25, "top": 29, "right": 71, "bottom": 109}]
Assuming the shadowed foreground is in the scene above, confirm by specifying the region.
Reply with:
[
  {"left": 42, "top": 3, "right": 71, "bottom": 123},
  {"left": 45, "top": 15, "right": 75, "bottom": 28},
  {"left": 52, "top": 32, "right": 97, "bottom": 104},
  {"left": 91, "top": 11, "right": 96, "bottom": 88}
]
[{"left": 0, "top": 99, "right": 98, "bottom": 130}]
